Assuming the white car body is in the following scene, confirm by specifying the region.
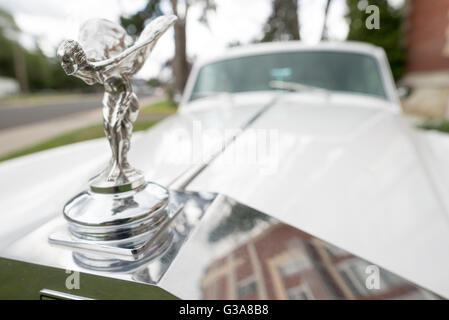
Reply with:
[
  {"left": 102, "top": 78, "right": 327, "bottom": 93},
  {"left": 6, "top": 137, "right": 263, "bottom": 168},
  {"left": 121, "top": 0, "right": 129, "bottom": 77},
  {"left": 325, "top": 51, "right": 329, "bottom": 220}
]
[{"left": 1, "top": 41, "right": 449, "bottom": 299}]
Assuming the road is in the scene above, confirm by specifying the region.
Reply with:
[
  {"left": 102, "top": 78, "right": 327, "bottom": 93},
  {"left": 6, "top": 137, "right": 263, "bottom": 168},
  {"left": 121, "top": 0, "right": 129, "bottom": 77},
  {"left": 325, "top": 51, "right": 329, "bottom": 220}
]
[
  {"left": 0, "top": 93, "right": 160, "bottom": 156},
  {"left": 0, "top": 93, "right": 156, "bottom": 130},
  {"left": 0, "top": 94, "right": 103, "bottom": 130}
]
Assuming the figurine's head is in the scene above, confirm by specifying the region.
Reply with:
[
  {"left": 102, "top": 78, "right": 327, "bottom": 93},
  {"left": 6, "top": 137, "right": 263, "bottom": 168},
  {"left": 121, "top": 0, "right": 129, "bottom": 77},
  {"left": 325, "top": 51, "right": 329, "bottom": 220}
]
[{"left": 57, "top": 40, "right": 87, "bottom": 75}]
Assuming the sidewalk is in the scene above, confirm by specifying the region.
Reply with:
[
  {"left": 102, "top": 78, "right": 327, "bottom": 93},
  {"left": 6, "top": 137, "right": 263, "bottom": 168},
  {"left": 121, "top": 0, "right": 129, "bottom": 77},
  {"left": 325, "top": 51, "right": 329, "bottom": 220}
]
[{"left": 0, "top": 95, "right": 163, "bottom": 157}]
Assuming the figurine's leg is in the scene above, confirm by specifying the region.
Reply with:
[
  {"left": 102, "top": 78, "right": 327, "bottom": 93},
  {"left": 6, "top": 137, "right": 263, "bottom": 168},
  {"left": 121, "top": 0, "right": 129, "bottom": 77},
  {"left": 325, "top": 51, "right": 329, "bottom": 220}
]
[
  {"left": 109, "top": 98, "right": 135, "bottom": 182},
  {"left": 102, "top": 95, "right": 117, "bottom": 176},
  {"left": 103, "top": 95, "right": 124, "bottom": 181},
  {"left": 121, "top": 94, "right": 139, "bottom": 170}
]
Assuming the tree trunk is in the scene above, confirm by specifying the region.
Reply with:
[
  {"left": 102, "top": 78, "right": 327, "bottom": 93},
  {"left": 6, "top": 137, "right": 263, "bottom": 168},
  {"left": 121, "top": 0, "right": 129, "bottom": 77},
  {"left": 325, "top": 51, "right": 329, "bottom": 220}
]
[
  {"left": 170, "top": 0, "right": 190, "bottom": 94},
  {"left": 173, "top": 18, "right": 189, "bottom": 94},
  {"left": 321, "top": 0, "right": 332, "bottom": 41},
  {"left": 13, "top": 44, "right": 28, "bottom": 93}
]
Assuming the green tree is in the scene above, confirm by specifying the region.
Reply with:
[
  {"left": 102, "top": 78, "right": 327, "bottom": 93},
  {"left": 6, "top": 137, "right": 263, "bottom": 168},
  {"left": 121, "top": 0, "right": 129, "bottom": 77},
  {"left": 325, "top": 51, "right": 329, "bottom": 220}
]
[
  {"left": 346, "top": 0, "right": 404, "bottom": 81},
  {"left": 0, "top": 30, "right": 15, "bottom": 78},
  {"left": 0, "top": 8, "right": 88, "bottom": 92},
  {"left": 261, "top": 0, "right": 300, "bottom": 42},
  {"left": 120, "top": 0, "right": 216, "bottom": 95},
  {"left": 0, "top": 8, "right": 29, "bottom": 92}
]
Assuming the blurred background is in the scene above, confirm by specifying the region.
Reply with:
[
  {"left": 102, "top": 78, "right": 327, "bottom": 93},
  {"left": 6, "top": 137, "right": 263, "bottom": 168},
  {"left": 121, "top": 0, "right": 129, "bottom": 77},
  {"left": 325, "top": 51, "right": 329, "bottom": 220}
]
[{"left": 0, "top": 0, "right": 445, "bottom": 160}]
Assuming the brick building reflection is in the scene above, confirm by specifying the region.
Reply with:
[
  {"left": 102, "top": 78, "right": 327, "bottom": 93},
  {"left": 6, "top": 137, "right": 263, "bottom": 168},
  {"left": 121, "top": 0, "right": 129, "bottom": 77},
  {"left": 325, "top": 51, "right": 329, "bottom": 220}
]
[{"left": 201, "top": 224, "right": 437, "bottom": 300}]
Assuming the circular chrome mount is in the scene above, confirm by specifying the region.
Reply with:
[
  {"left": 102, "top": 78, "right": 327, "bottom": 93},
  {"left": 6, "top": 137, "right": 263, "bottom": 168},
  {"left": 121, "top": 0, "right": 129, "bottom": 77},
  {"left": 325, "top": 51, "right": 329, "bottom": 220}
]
[
  {"left": 63, "top": 182, "right": 170, "bottom": 242},
  {"left": 88, "top": 168, "right": 146, "bottom": 194}
]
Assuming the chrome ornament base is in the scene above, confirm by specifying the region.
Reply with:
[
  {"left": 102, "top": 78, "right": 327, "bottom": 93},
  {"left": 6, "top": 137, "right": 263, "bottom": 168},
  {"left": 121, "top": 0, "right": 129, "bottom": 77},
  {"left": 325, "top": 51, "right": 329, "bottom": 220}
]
[
  {"left": 49, "top": 190, "right": 217, "bottom": 279},
  {"left": 49, "top": 222, "right": 174, "bottom": 262},
  {"left": 89, "top": 168, "right": 146, "bottom": 194},
  {"left": 50, "top": 182, "right": 179, "bottom": 260},
  {"left": 63, "top": 182, "right": 169, "bottom": 241}
]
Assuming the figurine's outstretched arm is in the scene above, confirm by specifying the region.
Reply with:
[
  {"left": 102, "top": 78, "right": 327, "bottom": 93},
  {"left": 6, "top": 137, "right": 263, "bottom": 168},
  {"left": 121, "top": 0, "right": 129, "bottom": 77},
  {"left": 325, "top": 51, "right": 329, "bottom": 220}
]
[
  {"left": 91, "top": 15, "right": 177, "bottom": 75},
  {"left": 76, "top": 67, "right": 99, "bottom": 85}
]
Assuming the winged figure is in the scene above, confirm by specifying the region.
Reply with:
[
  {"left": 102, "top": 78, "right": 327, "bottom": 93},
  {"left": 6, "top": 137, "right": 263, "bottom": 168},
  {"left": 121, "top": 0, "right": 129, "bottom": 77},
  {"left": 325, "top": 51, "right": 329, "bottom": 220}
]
[{"left": 57, "top": 15, "right": 177, "bottom": 189}]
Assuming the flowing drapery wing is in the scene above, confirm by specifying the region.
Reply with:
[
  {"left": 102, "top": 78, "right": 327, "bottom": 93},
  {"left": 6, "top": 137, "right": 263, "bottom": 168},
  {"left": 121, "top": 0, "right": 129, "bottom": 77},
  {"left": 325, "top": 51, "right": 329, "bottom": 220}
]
[
  {"left": 78, "top": 19, "right": 132, "bottom": 62},
  {"left": 91, "top": 15, "right": 177, "bottom": 75}
]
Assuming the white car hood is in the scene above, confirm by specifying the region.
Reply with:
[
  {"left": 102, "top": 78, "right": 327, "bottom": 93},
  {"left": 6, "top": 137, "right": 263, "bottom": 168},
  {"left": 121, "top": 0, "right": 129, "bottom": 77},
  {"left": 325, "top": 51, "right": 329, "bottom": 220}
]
[
  {"left": 1, "top": 91, "right": 449, "bottom": 298},
  {"left": 186, "top": 92, "right": 449, "bottom": 298},
  {"left": 0, "top": 95, "right": 267, "bottom": 249}
]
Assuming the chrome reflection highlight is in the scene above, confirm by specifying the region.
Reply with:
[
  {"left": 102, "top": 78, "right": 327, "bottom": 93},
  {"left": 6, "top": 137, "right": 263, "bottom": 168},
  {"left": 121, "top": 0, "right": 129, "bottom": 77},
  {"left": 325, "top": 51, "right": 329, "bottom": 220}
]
[
  {"left": 51, "top": 190, "right": 217, "bottom": 282},
  {"left": 63, "top": 182, "right": 170, "bottom": 241},
  {"left": 162, "top": 196, "right": 441, "bottom": 300}
]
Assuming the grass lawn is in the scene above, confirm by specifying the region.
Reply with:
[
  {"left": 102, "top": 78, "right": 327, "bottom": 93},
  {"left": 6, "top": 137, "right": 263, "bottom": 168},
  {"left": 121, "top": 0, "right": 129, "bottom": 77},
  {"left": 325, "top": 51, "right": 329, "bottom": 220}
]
[
  {"left": 419, "top": 119, "right": 449, "bottom": 134},
  {"left": 0, "top": 99, "right": 177, "bottom": 162},
  {"left": 140, "top": 99, "right": 177, "bottom": 114},
  {"left": 0, "top": 120, "right": 157, "bottom": 162}
]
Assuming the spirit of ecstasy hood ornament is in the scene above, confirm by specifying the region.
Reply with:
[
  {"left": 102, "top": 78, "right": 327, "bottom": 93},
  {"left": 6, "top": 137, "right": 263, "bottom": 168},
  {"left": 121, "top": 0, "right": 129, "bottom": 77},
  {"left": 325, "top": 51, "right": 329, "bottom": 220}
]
[
  {"left": 50, "top": 16, "right": 180, "bottom": 263},
  {"left": 57, "top": 15, "right": 176, "bottom": 192}
]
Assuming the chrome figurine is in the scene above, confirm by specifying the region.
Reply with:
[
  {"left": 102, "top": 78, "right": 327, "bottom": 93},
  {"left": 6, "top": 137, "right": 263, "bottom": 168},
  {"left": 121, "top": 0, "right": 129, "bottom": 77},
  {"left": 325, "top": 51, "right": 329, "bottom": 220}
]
[
  {"left": 57, "top": 15, "right": 177, "bottom": 192},
  {"left": 50, "top": 15, "right": 179, "bottom": 261}
]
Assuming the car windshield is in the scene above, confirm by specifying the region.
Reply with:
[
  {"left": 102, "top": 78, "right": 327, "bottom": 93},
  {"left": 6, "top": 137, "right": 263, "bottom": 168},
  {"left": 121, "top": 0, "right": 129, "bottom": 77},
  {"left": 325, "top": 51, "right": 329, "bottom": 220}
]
[{"left": 190, "top": 51, "right": 387, "bottom": 101}]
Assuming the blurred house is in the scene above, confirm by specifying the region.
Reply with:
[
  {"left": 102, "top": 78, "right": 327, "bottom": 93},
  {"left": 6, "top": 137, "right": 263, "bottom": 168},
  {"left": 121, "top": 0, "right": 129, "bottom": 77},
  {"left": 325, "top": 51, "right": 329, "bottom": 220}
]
[
  {"left": 0, "top": 76, "right": 19, "bottom": 97},
  {"left": 131, "top": 78, "right": 154, "bottom": 96},
  {"left": 200, "top": 223, "right": 434, "bottom": 300},
  {"left": 402, "top": 0, "right": 449, "bottom": 118}
]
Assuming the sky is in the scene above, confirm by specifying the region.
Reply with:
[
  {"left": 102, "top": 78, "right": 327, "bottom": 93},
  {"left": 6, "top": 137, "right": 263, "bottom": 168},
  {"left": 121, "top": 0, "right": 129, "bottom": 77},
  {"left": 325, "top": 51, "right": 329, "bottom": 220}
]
[{"left": 0, "top": 0, "right": 403, "bottom": 79}]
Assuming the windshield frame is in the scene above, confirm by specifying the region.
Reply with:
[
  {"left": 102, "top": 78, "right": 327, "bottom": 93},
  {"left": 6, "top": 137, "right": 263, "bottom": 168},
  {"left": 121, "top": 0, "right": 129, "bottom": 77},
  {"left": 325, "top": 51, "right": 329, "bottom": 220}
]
[{"left": 181, "top": 45, "right": 399, "bottom": 108}]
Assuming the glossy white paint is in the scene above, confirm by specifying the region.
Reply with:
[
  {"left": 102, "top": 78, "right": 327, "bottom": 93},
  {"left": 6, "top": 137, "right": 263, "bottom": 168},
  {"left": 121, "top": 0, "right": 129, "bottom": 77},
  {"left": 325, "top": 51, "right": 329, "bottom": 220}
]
[
  {"left": 0, "top": 138, "right": 110, "bottom": 249},
  {"left": 1, "top": 42, "right": 448, "bottom": 299},
  {"left": 2, "top": 90, "right": 449, "bottom": 297},
  {"left": 0, "top": 94, "right": 267, "bottom": 250},
  {"left": 186, "top": 92, "right": 449, "bottom": 298}
]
